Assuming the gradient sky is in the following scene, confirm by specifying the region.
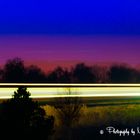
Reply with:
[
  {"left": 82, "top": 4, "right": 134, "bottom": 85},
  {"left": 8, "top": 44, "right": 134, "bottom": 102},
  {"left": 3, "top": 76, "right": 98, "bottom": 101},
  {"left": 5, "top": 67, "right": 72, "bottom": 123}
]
[{"left": 0, "top": 1, "right": 140, "bottom": 72}]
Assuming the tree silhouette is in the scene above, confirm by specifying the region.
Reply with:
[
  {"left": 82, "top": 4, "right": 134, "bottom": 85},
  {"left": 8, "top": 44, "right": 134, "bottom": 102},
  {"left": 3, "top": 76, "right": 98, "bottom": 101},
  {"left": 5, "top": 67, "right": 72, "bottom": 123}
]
[
  {"left": 72, "top": 63, "right": 96, "bottom": 83},
  {"left": 2, "top": 57, "right": 26, "bottom": 82},
  {"left": 92, "top": 65, "right": 109, "bottom": 83},
  {"left": 53, "top": 88, "right": 83, "bottom": 140},
  {"left": 135, "top": 70, "right": 140, "bottom": 83},
  {"left": 54, "top": 88, "right": 83, "bottom": 127},
  {"left": 0, "top": 87, "right": 54, "bottom": 140},
  {"left": 2, "top": 57, "right": 140, "bottom": 83},
  {"left": 26, "top": 65, "right": 47, "bottom": 83},
  {"left": 0, "top": 68, "right": 3, "bottom": 82},
  {"left": 108, "top": 64, "right": 136, "bottom": 83},
  {"left": 47, "top": 67, "right": 71, "bottom": 83}
]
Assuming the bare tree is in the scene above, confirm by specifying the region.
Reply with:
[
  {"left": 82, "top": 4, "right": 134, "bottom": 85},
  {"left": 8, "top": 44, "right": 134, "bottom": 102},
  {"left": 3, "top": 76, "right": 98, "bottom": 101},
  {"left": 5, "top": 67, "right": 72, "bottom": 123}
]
[
  {"left": 53, "top": 88, "right": 83, "bottom": 140},
  {"left": 54, "top": 88, "right": 83, "bottom": 127}
]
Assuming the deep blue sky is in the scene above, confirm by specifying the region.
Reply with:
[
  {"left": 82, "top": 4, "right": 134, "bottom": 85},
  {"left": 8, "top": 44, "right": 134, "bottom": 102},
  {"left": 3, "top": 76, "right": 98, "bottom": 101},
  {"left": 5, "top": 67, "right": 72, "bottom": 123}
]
[
  {"left": 0, "top": 1, "right": 140, "bottom": 71},
  {"left": 0, "top": 0, "right": 140, "bottom": 35}
]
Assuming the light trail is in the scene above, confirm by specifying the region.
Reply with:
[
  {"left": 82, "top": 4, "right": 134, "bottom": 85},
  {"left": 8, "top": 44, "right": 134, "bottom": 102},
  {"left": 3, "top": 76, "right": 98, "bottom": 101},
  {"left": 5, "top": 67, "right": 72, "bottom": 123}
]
[
  {"left": 0, "top": 84, "right": 140, "bottom": 99},
  {"left": 0, "top": 83, "right": 140, "bottom": 87}
]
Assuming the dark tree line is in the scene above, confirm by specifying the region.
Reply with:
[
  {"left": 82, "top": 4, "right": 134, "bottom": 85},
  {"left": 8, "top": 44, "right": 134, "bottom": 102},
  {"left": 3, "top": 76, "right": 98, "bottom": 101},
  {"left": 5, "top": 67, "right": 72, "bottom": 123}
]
[
  {"left": 0, "top": 58, "right": 47, "bottom": 83},
  {"left": 0, "top": 57, "right": 140, "bottom": 83}
]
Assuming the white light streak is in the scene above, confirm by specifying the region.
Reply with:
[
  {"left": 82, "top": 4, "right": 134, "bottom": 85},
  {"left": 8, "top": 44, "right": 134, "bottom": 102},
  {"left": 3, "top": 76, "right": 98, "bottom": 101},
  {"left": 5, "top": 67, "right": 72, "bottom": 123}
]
[{"left": 0, "top": 84, "right": 140, "bottom": 99}]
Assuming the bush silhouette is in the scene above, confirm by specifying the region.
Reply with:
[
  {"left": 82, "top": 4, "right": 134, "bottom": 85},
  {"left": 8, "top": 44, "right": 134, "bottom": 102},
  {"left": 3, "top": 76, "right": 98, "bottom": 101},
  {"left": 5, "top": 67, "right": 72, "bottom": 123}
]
[{"left": 0, "top": 87, "right": 54, "bottom": 140}]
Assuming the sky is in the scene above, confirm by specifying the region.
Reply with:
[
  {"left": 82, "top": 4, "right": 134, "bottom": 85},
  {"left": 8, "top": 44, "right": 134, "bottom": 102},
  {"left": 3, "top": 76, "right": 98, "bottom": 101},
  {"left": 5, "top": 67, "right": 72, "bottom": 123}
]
[{"left": 0, "top": 0, "right": 140, "bottom": 72}]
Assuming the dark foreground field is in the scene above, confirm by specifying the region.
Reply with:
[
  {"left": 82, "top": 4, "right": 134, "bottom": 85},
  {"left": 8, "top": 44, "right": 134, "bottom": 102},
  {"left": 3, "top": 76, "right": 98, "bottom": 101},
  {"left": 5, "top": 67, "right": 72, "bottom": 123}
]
[
  {"left": 39, "top": 97, "right": 140, "bottom": 140},
  {"left": 1, "top": 97, "right": 140, "bottom": 140}
]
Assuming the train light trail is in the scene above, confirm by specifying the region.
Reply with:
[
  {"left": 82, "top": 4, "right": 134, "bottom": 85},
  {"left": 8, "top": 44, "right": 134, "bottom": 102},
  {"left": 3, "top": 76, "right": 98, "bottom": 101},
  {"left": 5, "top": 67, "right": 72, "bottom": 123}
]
[{"left": 0, "top": 84, "right": 140, "bottom": 99}]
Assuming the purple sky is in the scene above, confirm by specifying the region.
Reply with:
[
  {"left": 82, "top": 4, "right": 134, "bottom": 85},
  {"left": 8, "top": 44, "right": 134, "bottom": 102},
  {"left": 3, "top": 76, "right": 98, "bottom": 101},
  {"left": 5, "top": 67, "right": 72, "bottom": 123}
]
[
  {"left": 0, "top": 1, "right": 140, "bottom": 74},
  {"left": 0, "top": 35, "right": 140, "bottom": 72}
]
